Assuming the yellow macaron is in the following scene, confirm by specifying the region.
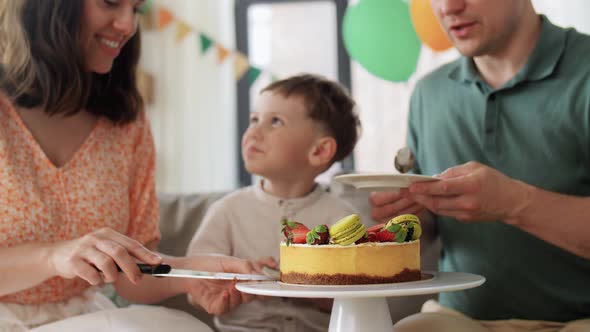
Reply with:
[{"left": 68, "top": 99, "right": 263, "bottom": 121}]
[
  {"left": 385, "top": 214, "right": 422, "bottom": 241},
  {"left": 329, "top": 214, "right": 367, "bottom": 245},
  {"left": 386, "top": 214, "right": 421, "bottom": 226}
]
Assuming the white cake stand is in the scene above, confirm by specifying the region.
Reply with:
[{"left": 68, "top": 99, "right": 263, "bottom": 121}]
[{"left": 236, "top": 271, "right": 485, "bottom": 332}]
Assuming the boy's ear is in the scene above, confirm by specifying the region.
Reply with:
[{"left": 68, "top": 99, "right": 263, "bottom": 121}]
[{"left": 308, "top": 136, "right": 337, "bottom": 167}]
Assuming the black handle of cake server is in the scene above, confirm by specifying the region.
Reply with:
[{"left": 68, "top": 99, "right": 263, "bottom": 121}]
[{"left": 116, "top": 263, "right": 172, "bottom": 274}]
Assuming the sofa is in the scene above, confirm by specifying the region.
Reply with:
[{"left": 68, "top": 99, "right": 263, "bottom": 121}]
[{"left": 149, "top": 183, "right": 441, "bottom": 330}]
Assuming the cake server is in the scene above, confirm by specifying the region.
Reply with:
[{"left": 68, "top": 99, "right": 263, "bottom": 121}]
[
  {"left": 124, "top": 263, "right": 277, "bottom": 281},
  {"left": 394, "top": 147, "right": 416, "bottom": 174}
]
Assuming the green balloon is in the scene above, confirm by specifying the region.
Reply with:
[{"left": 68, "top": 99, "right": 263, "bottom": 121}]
[
  {"left": 139, "top": 0, "right": 154, "bottom": 14},
  {"left": 343, "top": 0, "right": 421, "bottom": 82}
]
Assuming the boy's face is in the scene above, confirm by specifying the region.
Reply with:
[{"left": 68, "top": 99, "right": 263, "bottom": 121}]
[{"left": 242, "top": 91, "right": 321, "bottom": 178}]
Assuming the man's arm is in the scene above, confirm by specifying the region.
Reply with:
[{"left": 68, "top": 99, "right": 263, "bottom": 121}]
[
  {"left": 407, "top": 161, "right": 590, "bottom": 259},
  {"left": 507, "top": 183, "right": 590, "bottom": 259}
]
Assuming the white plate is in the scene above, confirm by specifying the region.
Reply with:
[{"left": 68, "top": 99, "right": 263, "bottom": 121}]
[
  {"left": 236, "top": 271, "right": 485, "bottom": 298},
  {"left": 334, "top": 173, "right": 439, "bottom": 191}
]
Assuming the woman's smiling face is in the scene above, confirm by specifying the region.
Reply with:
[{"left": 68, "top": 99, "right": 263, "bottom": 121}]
[{"left": 80, "top": 0, "right": 144, "bottom": 73}]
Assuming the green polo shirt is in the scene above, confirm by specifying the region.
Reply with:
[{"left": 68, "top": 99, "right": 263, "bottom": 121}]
[{"left": 408, "top": 16, "right": 590, "bottom": 322}]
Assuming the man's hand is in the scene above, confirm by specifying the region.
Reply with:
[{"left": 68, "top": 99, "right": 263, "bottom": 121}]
[
  {"left": 406, "top": 161, "right": 531, "bottom": 223},
  {"left": 369, "top": 191, "right": 427, "bottom": 223},
  {"left": 184, "top": 255, "right": 258, "bottom": 315}
]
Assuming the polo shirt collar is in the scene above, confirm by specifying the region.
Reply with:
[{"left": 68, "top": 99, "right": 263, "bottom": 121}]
[
  {"left": 449, "top": 15, "right": 566, "bottom": 86},
  {"left": 449, "top": 57, "right": 479, "bottom": 84},
  {"left": 253, "top": 178, "right": 324, "bottom": 210}
]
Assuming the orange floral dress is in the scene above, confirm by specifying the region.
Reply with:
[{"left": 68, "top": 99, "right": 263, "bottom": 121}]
[{"left": 0, "top": 99, "right": 161, "bottom": 305}]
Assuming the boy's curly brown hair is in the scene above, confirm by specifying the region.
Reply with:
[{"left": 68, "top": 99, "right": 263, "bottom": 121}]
[{"left": 261, "top": 74, "right": 361, "bottom": 165}]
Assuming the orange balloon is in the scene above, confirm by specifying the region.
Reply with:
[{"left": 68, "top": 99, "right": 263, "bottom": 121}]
[{"left": 410, "top": 0, "right": 453, "bottom": 51}]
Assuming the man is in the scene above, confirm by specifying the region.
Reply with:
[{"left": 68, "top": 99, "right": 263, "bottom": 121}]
[{"left": 370, "top": 0, "right": 590, "bottom": 331}]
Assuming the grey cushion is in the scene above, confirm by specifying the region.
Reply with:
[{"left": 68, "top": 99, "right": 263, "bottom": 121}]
[
  {"left": 156, "top": 192, "right": 228, "bottom": 330},
  {"left": 158, "top": 192, "right": 228, "bottom": 257}
]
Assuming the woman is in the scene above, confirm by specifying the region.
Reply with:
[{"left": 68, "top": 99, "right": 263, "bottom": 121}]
[{"left": 0, "top": 0, "right": 255, "bottom": 330}]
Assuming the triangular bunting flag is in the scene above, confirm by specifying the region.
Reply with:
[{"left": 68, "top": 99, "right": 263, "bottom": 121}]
[
  {"left": 158, "top": 8, "right": 174, "bottom": 30},
  {"left": 199, "top": 33, "right": 213, "bottom": 54},
  {"left": 216, "top": 45, "right": 230, "bottom": 64},
  {"left": 138, "top": 0, "right": 154, "bottom": 14},
  {"left": 234, "top": 53, "right": 250, "bottom": 81},
  {"left": 175, "top": 21, "right": 192, "bottom": 43},
  {"left": 247, "top": 67, "right": 262, "bottom": 85}
]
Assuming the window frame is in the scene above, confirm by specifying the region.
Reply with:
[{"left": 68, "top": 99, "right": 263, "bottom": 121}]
[{"left": 234, "top": 0, "right": 352, "bottom": 187}]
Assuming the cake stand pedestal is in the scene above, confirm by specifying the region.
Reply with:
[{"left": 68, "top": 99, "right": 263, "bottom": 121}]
[{"left": 236, "top": 271, "right": 485, "bottom": 332}]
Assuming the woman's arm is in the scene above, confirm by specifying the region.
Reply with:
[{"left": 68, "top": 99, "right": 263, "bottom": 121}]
[
  {"left": 0, "top": 242, "right": 55, "bottom": 296},
  {"left": 0, "top": 228, "right": 162, "bottom": 297},
  {"left": 113, "top": 254, "right": 259, "bottom": 315},
  {"left": 111, "top": 255, "right": 191, "bottom": 304}
]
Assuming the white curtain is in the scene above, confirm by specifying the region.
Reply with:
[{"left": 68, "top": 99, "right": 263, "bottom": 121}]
[
  {"left": 141, "top": 0, "right": 237, "bottom": 194},
  {"left": 533, "top": 0, "right": 590, "bottom": 34},
  {"left": 352, "top": 46, "right": 458, "bottom": 173}
]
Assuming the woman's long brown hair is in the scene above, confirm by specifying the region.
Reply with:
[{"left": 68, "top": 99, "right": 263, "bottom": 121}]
[{"left": 0, "top": 0, "right": 143, "bottom": 124}]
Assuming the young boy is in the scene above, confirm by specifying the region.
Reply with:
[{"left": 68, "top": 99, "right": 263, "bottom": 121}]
[{"left": 187, "top": 74, "right": 361, "bottom": 332}]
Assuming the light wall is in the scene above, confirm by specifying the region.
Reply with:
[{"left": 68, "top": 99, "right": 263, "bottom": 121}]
[
  {"left": 533, "top": 0, "right": 590, "bottom": 34},
  {"left": 143, "top": 0, "right": 590, "bottom": 192},
  {"left": 141, "top": 0, "right": 237, "bottom": 193}
]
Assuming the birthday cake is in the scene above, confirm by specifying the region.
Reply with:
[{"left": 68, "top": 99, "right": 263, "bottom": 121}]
[{"left": 279, "top": 214, "right": 422, "bottom": 285}]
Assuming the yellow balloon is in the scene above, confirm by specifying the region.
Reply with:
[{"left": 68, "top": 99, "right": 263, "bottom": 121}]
[{"left": 410, "top": 0, "right": 453, "bottom": 51}]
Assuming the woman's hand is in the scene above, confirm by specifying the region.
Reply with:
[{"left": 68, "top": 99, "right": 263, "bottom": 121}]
[
  {"left": 184, "top": 255, "right": 259, "bottom": 315},
  {"left": 48, "top": 228, "right": 162, "bottom": 286}
]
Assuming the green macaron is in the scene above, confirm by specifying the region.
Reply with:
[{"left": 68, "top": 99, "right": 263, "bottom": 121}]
[
  {"left": 329, "top": 214, "right": 367, "bottom": 245},
  {"left": 385, "top": 214, "right": 422, "bottom": 241}
]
